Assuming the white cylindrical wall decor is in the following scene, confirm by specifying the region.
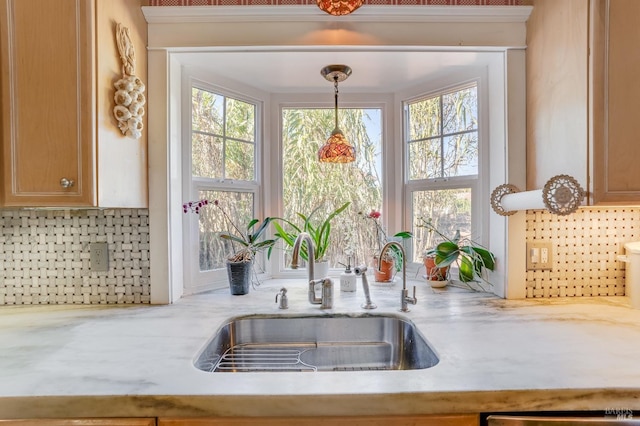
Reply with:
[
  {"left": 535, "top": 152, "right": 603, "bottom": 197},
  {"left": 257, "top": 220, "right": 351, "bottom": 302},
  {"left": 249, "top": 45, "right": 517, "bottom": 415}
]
[{"left": 491, "top": 174, "right": 585, "bottom": 216}]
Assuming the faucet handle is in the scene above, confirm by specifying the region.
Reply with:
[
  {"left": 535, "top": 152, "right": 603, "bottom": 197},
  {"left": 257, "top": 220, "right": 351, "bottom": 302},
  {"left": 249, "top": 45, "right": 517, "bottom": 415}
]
[{"left": 410, "top": 286, "right": 417, "bottom": 304}]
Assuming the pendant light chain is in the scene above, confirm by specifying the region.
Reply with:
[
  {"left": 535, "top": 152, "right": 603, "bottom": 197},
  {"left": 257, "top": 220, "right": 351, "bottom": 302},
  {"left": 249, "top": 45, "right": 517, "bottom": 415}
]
[{"left": 334, "top": 75, "right": 340, "bottom": 130}]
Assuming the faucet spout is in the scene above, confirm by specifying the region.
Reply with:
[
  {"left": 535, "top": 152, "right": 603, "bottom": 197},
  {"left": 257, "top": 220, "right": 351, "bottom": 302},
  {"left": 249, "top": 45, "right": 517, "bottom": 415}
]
[
  {"left": 378, "top": 241, "right": 417, "bottom": 312},
  {"left": 378, "top": 241, "right": 406, "bottom": 288},
  {"left": 291, "top": 232, "right": 315, "bottom": 283}
]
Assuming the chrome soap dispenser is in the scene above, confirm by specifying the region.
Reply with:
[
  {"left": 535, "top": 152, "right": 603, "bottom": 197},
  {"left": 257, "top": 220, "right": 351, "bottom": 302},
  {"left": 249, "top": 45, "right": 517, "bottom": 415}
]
[{"left": 340, "top": 256, "right": 357, "bottom": 292}]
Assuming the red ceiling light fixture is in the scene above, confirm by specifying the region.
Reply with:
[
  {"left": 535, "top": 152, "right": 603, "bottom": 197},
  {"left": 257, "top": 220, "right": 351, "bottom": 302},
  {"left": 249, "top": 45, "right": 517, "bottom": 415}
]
[
  {"left": 318, "top": 64, "right": 356, "bottom": 164},
  {"left": 316, "top": 0, "right": 363, "bottom": 16}
]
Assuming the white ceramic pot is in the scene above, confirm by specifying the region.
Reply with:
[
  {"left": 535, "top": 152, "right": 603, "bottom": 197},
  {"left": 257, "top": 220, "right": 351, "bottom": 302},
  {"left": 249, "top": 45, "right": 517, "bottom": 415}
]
[
  {"left": 427, "top": 279, "right": 449, "bottom": 289},
  {"left": 313, "top": 260, "right": 329, "bottom": 280}
]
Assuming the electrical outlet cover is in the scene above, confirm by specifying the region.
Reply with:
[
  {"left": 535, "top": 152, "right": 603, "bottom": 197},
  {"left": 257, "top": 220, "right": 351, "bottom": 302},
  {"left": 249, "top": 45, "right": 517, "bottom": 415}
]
[
  {"left": 526, "top": 242, "right": 553, "bottom": 271},
  {"left": 90, "top": 242, "right": 109, "bottom": 272}
]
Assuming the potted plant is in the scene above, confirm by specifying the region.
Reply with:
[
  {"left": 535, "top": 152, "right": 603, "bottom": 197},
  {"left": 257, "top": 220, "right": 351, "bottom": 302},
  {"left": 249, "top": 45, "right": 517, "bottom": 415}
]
[
  {"left": 360, "top": 210, "right": 412, "bottom": 282},
  {"left": 418, "top": 218, "right": 496, "bottom": 290},
  {"left": 422, "top": 249, "right": 451, "bottom": 288},
  {"left": 183, "top": 199, "right": 278, "bottom": 295},
  {"left": 273, "top": 202, "right": 350, "bottom": 278}
]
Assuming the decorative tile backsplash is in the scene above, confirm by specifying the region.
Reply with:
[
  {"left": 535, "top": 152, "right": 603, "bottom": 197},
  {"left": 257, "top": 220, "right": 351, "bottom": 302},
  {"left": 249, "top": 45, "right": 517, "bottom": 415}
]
[
  {"left": 0, "top": 209, "right": 150, "bottom": 305},
  {"left": 525, "top": 208, "right": 640, "bottom": 298},
  {"left": 3, "top": 207, "right": 634, "bottom": 304}
]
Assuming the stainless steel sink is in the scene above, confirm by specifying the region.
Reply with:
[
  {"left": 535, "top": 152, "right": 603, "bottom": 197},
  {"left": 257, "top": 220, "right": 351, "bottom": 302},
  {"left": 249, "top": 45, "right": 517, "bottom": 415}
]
[{"left": 194, "top": 313, "right": 439, "bottom": 372}]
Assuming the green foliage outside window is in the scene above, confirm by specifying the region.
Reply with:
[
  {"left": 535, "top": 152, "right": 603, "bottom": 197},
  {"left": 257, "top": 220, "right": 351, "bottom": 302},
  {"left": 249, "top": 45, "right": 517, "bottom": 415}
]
[{"left": 281, "top": 108, "right": 384, "bottom": 268}]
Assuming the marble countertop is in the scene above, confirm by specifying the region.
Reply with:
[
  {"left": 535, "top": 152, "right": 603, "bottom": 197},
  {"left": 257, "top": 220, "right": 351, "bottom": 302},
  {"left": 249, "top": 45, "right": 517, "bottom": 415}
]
[{"left": 2, "top": 277, "right": 640, "bottom": 419}]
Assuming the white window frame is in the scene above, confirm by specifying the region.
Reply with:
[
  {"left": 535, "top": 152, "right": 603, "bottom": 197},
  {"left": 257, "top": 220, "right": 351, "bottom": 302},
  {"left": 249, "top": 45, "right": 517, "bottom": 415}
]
[
  {"left": 400, "top": 70, "right": 491, "bottom": 272},
  {"left": 269, "top": 93, "right": 395, "bottom": 277},
  {"left": 147, "top": 42, "right": 526, "bottom": 304},
  {"left": 182, "top": 70, "right": 266, "bottom": 294}
]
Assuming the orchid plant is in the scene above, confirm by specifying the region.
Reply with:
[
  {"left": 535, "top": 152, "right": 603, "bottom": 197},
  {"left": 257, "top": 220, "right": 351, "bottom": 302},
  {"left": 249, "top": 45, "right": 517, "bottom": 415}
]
[
  {"left": 359, "top": 209, "right": 412, "bottom": 271},
  {"left": 183, "top": 199, "right": 277, "bottom": 263}
]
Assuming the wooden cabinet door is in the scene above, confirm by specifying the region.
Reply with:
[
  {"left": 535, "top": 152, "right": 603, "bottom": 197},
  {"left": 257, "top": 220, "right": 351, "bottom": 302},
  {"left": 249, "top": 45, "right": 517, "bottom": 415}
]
[
  {"left": 592, "top": 0, "right": 640, "bottom": 204},
  {"left": 0, "top": 420, "right": 155, "bottom": 426},
  {"left": 0, "top": 0, "right": 95, "bottom": 207},
  {"left": 159, "top": 415, "right": 479, "bottom": 426}
]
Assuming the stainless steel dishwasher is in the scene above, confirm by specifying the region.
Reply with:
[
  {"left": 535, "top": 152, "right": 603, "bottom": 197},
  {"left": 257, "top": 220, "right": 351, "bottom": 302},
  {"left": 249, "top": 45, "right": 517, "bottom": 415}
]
[{"left": 487, "top": 415, "right": 640, "bottom": 425}]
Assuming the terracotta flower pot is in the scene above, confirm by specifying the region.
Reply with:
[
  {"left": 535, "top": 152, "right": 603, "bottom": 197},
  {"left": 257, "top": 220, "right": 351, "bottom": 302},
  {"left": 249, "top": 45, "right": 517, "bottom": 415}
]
[
  {"left": 373, "top": 255, "right": 395, "bottom": 282},
  {"left": 423, "top": 255, "right": 449, "bottom": 287}
]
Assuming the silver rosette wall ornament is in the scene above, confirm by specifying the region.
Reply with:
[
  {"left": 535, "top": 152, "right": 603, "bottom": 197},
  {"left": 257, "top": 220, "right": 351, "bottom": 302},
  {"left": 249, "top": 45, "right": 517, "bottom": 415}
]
[{"left": 113, "top": 23, "right": 145, "bottom": 139}]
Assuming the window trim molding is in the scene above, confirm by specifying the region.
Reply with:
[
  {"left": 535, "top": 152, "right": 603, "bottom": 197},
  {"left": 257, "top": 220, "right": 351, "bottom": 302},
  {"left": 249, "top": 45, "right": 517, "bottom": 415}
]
[{"left": 144, "top": 9, "right": 531, "bottom": 303}]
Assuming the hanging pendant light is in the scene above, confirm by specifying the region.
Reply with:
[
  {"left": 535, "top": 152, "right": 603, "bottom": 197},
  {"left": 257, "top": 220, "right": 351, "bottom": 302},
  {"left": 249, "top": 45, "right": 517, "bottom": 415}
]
[
  {"left": 317, "top": 0, "right": 363, "bottom": 16},
  {"left": 318, "top": 65, "right": 356, "bottom": 164}
]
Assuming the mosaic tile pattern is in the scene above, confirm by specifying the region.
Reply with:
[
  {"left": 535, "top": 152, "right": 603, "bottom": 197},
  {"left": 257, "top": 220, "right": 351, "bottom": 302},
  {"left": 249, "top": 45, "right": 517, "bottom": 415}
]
[
  {"left": 150, "top": 0, "right": 526, "bottom": 6},
  {"left": 0, "top": 209, "right": 150, "bottom": 305},
  {"left": 525, "top": 208, "right": 640, "bottom": 298}
]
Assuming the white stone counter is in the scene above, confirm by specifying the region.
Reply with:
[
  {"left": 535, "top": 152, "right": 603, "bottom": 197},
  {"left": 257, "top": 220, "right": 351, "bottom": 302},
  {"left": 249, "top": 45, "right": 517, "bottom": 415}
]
[{"left": 1, "top": 277, "right": 640, "bottom": 419}]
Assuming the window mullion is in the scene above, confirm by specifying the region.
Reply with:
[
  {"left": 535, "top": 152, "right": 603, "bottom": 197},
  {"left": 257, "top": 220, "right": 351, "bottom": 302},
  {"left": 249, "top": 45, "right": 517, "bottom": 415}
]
[
  {"left": 222, "top": 96, "right": 227, "bottom": 180},
  {"left": 439, "top": 95, "right": 445, "bottom": 179}
]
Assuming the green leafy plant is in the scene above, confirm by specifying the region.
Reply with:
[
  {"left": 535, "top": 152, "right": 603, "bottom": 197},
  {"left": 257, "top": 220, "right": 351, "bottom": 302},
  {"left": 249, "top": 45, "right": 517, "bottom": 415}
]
[
  {"left": 183, "top": 199, "right": 278, "bottom": 263},
  {"left": 418, "top": 218, "right": 496, "bottom": 287},
  {"left": 273, "top": 202, "right": 350, "bottom": 262}
]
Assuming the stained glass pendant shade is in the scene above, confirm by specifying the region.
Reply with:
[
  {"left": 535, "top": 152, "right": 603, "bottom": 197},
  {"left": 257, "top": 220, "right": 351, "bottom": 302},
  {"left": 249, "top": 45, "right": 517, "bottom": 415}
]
[
  {"left": 317, "top": 0, "right": 363, "bottom": 16},
  {"left": 318, "top": 65, "right": 356, "bottom": 163}
]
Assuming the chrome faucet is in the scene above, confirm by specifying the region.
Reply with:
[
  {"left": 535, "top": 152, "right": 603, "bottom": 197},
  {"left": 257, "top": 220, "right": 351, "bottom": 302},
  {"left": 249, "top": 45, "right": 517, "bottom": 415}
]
[
  {"left": 291, "top": 232, "right": 333, "bottom": 309},
  {"left": 378, "top": 241, "right": 417, "bottom": 312}
]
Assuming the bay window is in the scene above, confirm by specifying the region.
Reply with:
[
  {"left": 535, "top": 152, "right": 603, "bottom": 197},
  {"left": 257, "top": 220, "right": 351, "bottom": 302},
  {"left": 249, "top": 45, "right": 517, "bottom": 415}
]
[{"left": 182, "top": 74, "right": 489, "bottom": 291}]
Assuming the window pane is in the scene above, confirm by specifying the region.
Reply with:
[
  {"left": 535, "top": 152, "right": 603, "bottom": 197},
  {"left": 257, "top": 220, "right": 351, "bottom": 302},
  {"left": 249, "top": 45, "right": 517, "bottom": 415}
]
[
  {"left": 225, "top": 98, "right": 255, "bottom": 142},
  {"left": 198, "top": 191, "right": 254, "bottom": 272},
  {"left": 281, "top": 108, "right": 383, "bottom": 268},
  {"left": 226, "top": 140, "right": 255, "bottom": 181},
  {"left": 409, "top": 139, "right": 442, "bottom": 181},
  {"left": 192, "top": 88, "right": 223, "bottom": 135},
  {"left": 407, "top": 84, "right": 478, "bottom": 182},
  {"left": 408, "top": 98, "right": 440, "bottom": 141},
  {"left": 442, "top": 86, "right": 477, "bottom": 134},
  {"left": 411, "top": 188, "right": 471, "bottom": 262},
  {"left": 192, "top": 133, "right": 223, "bottom": 179},
  {"left": 443, "top": 132, "right": 478, "bottom": 177},
  {"left": 191, "top": 88, "right": 257, "bottom": 182}
]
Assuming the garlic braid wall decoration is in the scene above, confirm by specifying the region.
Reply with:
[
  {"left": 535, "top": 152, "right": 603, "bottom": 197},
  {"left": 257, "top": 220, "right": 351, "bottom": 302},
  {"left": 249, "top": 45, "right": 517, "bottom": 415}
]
[{"left": 113, "top": 23, "right": 145, "bottom": 139}]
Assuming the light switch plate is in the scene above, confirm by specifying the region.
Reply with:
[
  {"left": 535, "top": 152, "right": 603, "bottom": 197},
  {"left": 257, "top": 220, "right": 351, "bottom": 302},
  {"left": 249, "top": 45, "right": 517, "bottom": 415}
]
[
  {"left": 90, "top": 242, "right": 109, "bottom": 272},
  {"left": 526, "top": 242, "right": 553, "bottom": 271}
]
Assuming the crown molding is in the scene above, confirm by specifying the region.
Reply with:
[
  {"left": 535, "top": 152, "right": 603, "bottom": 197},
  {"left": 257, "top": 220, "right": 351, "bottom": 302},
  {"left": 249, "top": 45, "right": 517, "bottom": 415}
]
[{"left": 142, "top": 5, "right": 533, "bottom": 24}]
